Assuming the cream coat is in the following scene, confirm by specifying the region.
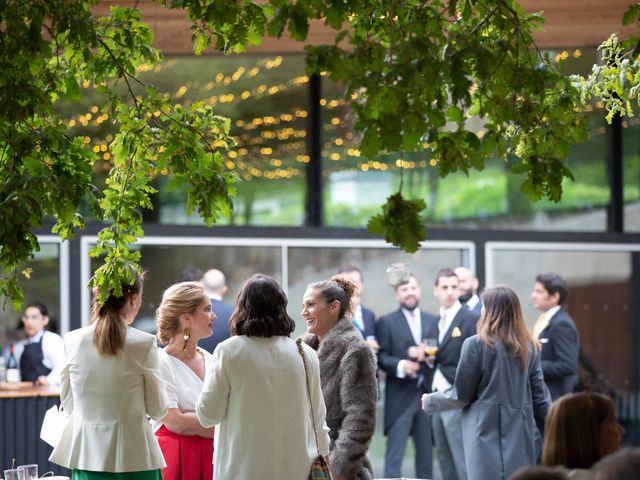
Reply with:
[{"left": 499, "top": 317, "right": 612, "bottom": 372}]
[
  {"left": 49, "top": 326, "right": 169, "bottom": 472},
  {"left": 196, "top": 335, "right": 330, "bottom": 480}
]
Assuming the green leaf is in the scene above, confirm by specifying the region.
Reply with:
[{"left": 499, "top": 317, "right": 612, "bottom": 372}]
[{"left": 367, "top": 193, "right": 426, "bottom": 253}]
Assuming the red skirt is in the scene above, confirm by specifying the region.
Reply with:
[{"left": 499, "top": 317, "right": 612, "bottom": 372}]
[{"left": 155, "top": 424, "right": 214, "bottom": 480}]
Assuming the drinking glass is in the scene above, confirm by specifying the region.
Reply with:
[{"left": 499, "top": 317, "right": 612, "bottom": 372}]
[
  {"left": 17, "top": 464, "right": 37, "bottom": 480},
  {"left": 4, "top": 469, "right": 20, "bottom": 480},
  {"left": 423, "top": 338, "right": 438, "bottom": 363}
]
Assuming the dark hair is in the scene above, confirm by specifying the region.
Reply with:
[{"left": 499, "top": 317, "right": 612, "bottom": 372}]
[
  {"left": 23, "top": 302, "right": 49, "bottom": 317},
  {"left": 307, "top": 274, "right": 356, "bottom": 319},
  {"left": 229, "top": 274, "right": 295, "bottom": 337},
  {"left": 542, "top": 392, "right": 616, "bottom": 469},
  {"left": 91, "top": 272, "right": 145, "bottom": 356},
  {"left": 179, "top": 266, "right": 203, "bottom": 282},
  {"left": 478, "top": 286, "right": 538, "bottom": 369},
  {"left": 535, "top": 273, "right": 568, "bottom": 305},
  {"left": 338, "top": 263, "right": 363, "bottom": 279},
  {"left": 435, "top": 268, "right": 457, "bottom": 286}
]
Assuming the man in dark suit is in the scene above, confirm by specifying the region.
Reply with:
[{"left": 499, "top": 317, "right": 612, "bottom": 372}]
[
  {"left": 377, "top": 275, "right": 437, "bottom": 479},
  {"left": 339, "top": 263, "right": 378, "bottom": 353},
  {"left": 423, "top": 268, "right": 478, "bottom": 480},
  {"left": 198, "top": 268, "right": 234, "bottom": 353},
  {"left": 454, "top": 266, "right": 482, "bottom": 315},
  {"left": 531, "top": 272, "right": 579, "bottom": 400}
]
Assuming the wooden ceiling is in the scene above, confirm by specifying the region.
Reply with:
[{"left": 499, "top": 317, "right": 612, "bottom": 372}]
[{"left": 93, "top": 1, "right": 638, "bottom": 55}]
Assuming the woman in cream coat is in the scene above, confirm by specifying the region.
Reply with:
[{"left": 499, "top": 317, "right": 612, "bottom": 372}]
[
  {"left": 197, "top": 274, "right": 329, "bottom": 480},
  {"left": 50, "top": 274, "right": 169, "bottom": 480}
]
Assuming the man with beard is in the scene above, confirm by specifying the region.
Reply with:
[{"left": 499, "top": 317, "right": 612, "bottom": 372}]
[
  {"left": 454, "top": 267, "right": 482, "bottom": 314},
  {"left": 377, "top": 275, "right": 438, "bottom": 479}
]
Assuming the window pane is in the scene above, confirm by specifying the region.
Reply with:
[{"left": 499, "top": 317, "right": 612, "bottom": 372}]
[
  {"left": 0, "top": 243, "right": 61, "bottom": 348},
  {"left": 89, "top": 244, "right": 282, "bottom": 332},
  {"left": 287, "top": 245, "right": 471, "bottom": 336},
  {"left": 489, "top": 246, "right": 640, "bottom": 445},
  {"left": 624, "top": 122, "right": 640, "bottom": 232},
  {"left": 59, "top": 54, "right": 309, "bottom": 226},
  {"left": 322, "top": 48, "right": 611, "bottom": 231}
]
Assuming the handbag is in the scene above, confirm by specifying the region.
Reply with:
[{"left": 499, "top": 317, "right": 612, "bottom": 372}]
[
  {"left": 296, "top": 338, "right": 332, "bottom": 480},
  {"left": 40, "top": 403, "right": 69, "bottom": 448}
]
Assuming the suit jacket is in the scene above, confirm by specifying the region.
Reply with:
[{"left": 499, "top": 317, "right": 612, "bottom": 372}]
[
  {"left": 362, "top": 306, "right": 376, "bottom": 338},
  {"left": 198, "top": 298, "right": 234, "bottom": 353},
  {"left": 539, "top": 307, "right": 579, "bottom": 400},
  {"left": 423, "top": 307, "right": 479, "bottom": 389},
  {"left": 50, "top": 326, "right": 168, "bottom": 472},
  {"left": 376, "top": 308, "right": 438, "bottom": 434}
]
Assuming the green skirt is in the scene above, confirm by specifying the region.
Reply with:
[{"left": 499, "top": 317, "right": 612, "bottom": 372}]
[{"left": 72, "top": 469, "right": 162, "bottom": 480}]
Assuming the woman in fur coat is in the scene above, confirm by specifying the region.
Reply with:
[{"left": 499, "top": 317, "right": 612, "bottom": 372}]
[{"left": 301, "top": 274, "right": 378, "bottom": 480}]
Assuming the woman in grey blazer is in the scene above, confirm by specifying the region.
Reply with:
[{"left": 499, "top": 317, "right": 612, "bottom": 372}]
[
  {"left": 423, "top": 286, "right": 551, "bottom": 480},
  {"left": 50, "top": 273, "right": 169, "bottom": 480}
]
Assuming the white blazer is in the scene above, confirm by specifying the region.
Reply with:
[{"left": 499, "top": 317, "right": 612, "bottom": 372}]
[
  {"left": 197, "top": 335, "right": 330, "bottom": 480},
  {"left": 49, "top": 326, "right": 169, "bottom": 472}
]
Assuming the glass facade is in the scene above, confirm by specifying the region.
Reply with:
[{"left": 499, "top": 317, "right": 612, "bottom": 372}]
[
  {"left": 0, "top": 239, "right": 64, "bottom": 348},
  {"left": 487, "top": 243, "right": 640, "bottom": 445}
]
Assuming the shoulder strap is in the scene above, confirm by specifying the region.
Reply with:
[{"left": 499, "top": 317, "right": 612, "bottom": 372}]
[{"left": 296, "top": 338, "right": 321, "bottom": 457}]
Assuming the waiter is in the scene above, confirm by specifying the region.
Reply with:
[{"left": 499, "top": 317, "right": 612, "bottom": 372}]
[{"left": 19, "top": 302, "right": 64, "bottom": 386}]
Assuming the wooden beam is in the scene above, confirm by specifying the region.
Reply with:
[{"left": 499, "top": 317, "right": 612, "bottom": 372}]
[{"left": 93, "top": 1, "right": 637, "bottom": 54}]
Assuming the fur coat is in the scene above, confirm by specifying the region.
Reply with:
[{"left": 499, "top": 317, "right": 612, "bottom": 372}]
[{"left": 301, "top": 317, "right": 377, "bottom": 479}]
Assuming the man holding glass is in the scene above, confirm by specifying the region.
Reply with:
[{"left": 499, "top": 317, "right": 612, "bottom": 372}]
[
  {"left": 423, "top": 268, "right": 479, "bottom": 480},
  {"left": 376, "top": 274, "right": 438, "bottom": 479}
]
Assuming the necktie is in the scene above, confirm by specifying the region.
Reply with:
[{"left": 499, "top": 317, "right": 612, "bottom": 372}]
[
  {"left": 533, "top": 313, "right": 546, "bottom": 338},
  {"left": 438, "top": 313, "right": 446, "bottom": 333},
  {"left": 409, "top": 310, "right": 419, "bottom": 328}
]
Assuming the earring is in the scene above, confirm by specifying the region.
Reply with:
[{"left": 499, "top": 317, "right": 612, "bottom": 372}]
[{"left": 182, "top": 327, "right": 190, "bottom": 352}]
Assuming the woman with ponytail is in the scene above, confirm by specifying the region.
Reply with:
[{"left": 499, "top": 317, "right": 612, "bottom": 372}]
[
  {"left": 50, "top": 272, "right": 169, "bottom": 480},
  {"left": 300, "top": 274, "right": 378, "bottom": 480},
  {"left": 152, "top": 281, "right": 216, "bottom": 480}
]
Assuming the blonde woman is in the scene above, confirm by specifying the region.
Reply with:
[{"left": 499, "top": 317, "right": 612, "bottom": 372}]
[
  {"left": 50, "top": 273, "right": 168, "bottom": 480},
  {"left": 423, "top": 286, "right": 551, "bottom": 480},
  {"left": 153, "top": 281, "right": 216, "bottom": 480}
]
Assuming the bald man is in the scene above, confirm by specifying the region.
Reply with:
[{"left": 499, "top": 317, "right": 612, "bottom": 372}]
[
  {"left": 454, "top": 267, "right": 482, "bottom": 315},
  {"left": 198, "top": 268, "right": 234, "bottom": 353}
]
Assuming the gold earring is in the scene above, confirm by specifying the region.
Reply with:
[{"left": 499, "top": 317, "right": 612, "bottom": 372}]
[{"left": 182, "top": 327, "right": 190, "bottom": 352}]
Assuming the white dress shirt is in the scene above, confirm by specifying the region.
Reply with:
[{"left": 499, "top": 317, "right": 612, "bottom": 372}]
[
  {"left": 396, "top": 308, "right": 422, "bottom": 379},
  {"left": 5, "top": 330, "right": 65, "bottom": 385},
  {"left": 432, "top": 302, "right": 462, "bottom": 392},
  {"left": 535, "top": 305, "right": 561, "bottom": 339}
]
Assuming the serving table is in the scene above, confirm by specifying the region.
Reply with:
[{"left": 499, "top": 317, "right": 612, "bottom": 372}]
[{"left": 0, "top": 382, "right": 70, "bottom": 476}]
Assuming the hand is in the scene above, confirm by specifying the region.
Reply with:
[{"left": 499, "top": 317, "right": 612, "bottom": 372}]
[
  {"left": 35, "top": 375, "right": 49, "bottom": 386},
  {"left": 408, "top": 345, "right": 425, "bottom": 362},
  {"left": 366, "top": 338, "right": 379, "bottom": 354},
  {"left": 403, "top": 360, "right": 421, "bottom": 375}
]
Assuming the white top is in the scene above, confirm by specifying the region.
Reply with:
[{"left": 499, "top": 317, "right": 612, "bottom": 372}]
[
  {"left": 197, "top": 335, "right": 330, "bottom": 480},
  {"left": 432, "top": 301, "right": 463, "bottom": 392},
  {"left": 3, "top": 330, "right": 65, "bottom": 385},
  {"left": 49, "top": 326, "right": 168, "bottom": 472},
  {"left": 151, "top": 347, "right": 213, "bottom": 432}
]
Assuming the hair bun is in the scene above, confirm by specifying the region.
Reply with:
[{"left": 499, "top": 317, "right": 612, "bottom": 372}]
[{"left": 330, "top": 274, "right": 356, "bottom": 300}]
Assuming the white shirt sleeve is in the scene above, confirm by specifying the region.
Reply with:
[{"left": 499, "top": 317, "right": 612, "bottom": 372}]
[
  {"left": 42, "top": 331, "right": 65, "bottom": 386},
  {"left": 158, "top": 350, "right": 179, "bottom": 409}
]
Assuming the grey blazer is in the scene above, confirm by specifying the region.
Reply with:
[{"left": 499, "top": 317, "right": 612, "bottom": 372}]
[{"left": 424, "top": 336, "right": 551, "bottom": 480}]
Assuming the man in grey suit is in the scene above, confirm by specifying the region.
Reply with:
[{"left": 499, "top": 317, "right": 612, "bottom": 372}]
[
  {"left": 198, "top": 268, "right": 234, "bottom": 353},
  {"left": 377, "top": 275, "right": 437, "bottom": 479},
  {"left": 531, "top": 272, "right": 580, "bottom": 400},
  {"left": 424, "top": 268, "right": 478, "bottom": 480}
]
